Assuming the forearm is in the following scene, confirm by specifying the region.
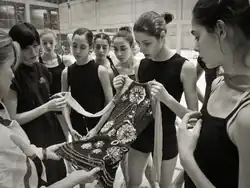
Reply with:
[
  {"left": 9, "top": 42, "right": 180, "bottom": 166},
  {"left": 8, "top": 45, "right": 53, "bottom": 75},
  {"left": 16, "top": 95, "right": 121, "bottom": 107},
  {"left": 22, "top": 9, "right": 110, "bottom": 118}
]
[
  {"left": 181, "top": 155, "right": 215, "bottom": 188},
  {"left": 162, "top": 93, "right": 192, "bottom": 119},
  {"left": 16, "top": 104, "right": 48, "bottom": 125},
  {"left": 94, "top": 109, "right": 113, "bottom": 133},
  {"left": 62, "top": 107, "right": 74, "bottom": 131}
]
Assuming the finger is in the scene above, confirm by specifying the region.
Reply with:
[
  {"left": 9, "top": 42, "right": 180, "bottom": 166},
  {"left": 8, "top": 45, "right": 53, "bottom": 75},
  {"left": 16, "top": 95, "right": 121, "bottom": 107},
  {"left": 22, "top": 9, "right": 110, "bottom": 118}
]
[
  {"left": 193, "top": 119, "right": 203, "bottom": 135},
  {"left": 52, "top": 142, "right": 66, "bottom": 149},
  {"left": 88, "top": 167, "right": 101, "bottom": 176},
  {"left": 179, "top": 111, "right": 202, "bottom": 130}
]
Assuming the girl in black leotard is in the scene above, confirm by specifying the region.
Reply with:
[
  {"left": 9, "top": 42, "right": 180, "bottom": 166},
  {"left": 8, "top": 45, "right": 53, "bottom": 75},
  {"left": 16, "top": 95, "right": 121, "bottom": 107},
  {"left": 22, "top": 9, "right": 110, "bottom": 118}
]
[
  {"left": 114, "top": 11, "right": 198, "bottom": 188},
  {"left": 61, "top": 28, "right": 113, "bottom": 141},
  {"left": 177, "top": 1, "right": 250, "bottom": 188},
  {"left": 40, "top": 29, "right": 72, "bottom": 139}
]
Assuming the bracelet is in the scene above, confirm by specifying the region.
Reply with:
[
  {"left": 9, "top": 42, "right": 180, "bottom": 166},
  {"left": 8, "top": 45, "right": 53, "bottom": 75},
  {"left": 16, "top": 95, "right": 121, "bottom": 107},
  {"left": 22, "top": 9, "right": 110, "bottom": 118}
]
[{"left": 42, "top": 148, "right": 47, "bottom": 160}]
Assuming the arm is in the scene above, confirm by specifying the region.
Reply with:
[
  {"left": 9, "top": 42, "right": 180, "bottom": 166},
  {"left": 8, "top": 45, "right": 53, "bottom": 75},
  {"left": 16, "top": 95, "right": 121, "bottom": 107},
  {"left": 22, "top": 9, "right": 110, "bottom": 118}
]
[
  {"left": 181, "top": 61, "right": 199, "bottom": 111},
  {"left": 98, "top": 65, "right": 113, "bottom": 104},
  {"left": 231, "top": 107, "right": 250, "bottom": 188},
  {"left": 180, "top": 155, "right": 215, "bottom": 188},
  {"left": 61, "top": 68, "right": 74, "bottom": 132},
  {"left": 4, "top": 89, "right": 48, "bottom": 125},
  {"left": 196, "top": 63, "right": 205, "bottom": 103}
]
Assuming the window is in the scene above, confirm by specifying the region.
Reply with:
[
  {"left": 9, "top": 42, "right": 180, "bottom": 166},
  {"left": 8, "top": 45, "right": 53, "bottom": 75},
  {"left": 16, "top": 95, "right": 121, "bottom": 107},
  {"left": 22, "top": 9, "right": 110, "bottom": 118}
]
[
  {"left": 0, "top": 1, "right": 25, "bottom": 28},
  {"left": 30, "top": 5, "right": 59, "bottom": 29}
]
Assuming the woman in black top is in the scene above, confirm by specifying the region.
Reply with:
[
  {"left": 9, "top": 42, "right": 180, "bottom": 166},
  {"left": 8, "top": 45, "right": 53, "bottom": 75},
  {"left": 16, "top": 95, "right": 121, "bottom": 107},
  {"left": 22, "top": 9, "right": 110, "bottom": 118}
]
[
  {"left": 4, "top": 22, "right": 67, "bottom": 185},
  {"left": 61, "top": 28, "right": 113, "bottom": 140},
  {"left": 177, "top": 0, "right": 250, "bottom": 188},
  {"left": 114, "top": 11, "right": 198, "bottom": 188}
]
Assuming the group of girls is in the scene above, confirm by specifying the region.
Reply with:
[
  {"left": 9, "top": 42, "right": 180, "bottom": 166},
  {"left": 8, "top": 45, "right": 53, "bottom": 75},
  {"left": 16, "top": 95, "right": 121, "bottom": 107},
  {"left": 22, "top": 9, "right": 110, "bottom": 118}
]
[{"left": 1, "top": 0, "right": 250, "bottom": 188}]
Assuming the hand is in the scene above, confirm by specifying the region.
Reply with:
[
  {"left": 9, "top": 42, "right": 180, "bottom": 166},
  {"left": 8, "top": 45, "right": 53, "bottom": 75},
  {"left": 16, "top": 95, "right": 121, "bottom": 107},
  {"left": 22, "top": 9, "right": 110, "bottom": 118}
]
[
  {"left": 177, "top": 111, "right": 202, "bottom": 159},
  {"left": 69, "top": 129, "right": 83, "bottom": 141},
  {"left": 71, "top": 167, "right": 101, "bottom": 184},
  {"left": 50, "top": 92, "right": 68, "bottom": 99},
  {"left": 45, "top": 95, "right": 68, "bottom": 112},
  {"left": 82, "top": 128, "right": 98, "bottom": 141},
  {"left": 46, "top": 142, "right": 65, "bottom": 160},
  {"left": 148, "top": 80, "right": 170, "bottom": 102},
  {"left": 113, "top": 75, "right": 126, "bottom": 91}
]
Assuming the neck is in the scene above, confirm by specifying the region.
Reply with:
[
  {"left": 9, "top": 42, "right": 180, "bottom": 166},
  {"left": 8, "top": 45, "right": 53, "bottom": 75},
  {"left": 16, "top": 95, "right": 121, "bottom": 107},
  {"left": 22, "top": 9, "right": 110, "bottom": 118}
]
[
  {"left": 76, "top": 55, "right": 91, "bottom": 65},
  {"left": 152, "top": 45, "right": 173, "bottom": 62},
  {"left": 96, "top": 57, "right": 107, "bottom": 65},
  {"left": 120, "top": 56, "right": 134, "bottom": 68},
  {"left": 43, "top": 52, "right": 56, "bottom": 60}
]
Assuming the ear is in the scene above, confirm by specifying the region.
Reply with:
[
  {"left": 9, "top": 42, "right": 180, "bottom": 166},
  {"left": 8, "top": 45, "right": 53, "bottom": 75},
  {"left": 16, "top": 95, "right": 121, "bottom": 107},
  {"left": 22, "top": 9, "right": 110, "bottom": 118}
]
[{"left": 215, "top": 20, "right": 227, "bottom": 40}]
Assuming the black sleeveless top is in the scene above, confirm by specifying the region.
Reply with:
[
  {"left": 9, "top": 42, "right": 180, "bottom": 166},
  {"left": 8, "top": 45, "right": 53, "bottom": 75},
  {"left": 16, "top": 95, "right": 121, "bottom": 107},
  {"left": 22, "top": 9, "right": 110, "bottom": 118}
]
[
  {"left": 198, "top": 57, "right": 219, "bottom": 107},
  {"left": 39, "top": 55, "right": 65, "bottom": 95},
  {"left": 138, "top": 53, "right": 186, "bottom": 135},
  {"left": 183, "top": 96, "right": 248, "bottom": 188},
  {"left": 10, "top": 63, "right": 65, "bottom": 147},
  {"left": 47, "top": 55, "right": 65, "bottom": 95},
  {"left": 68, "top": 60, "right": 105, "bottom": 135}
]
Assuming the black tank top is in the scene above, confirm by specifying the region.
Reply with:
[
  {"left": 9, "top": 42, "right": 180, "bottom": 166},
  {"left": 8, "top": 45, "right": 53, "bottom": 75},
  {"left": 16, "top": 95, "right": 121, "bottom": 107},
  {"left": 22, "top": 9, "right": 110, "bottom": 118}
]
[
  {"left": 138, "top": 53, "right": 186, "bottom": 134},
  {"left": 184, "top": 96, "right": 250, "bottom": 188},
  {"left": 67, "top": 60, "right": 105, "bottom": 135},
  {"left": 47, "top": 55, "right": 65, "bottom": 95}
]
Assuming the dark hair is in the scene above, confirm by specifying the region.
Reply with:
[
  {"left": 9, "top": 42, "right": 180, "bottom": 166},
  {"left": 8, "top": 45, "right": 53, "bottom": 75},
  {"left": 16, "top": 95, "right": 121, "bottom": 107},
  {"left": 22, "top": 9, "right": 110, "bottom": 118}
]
[
  {"left": 193, "top": 0, "right": 250, "bottom": 38},
  {"left": 72, "top": 28, "right": 93, "bottom": 47},
  {"left": 9, "top": 22, "right": 40, "bottom": 49},
  {"left": 94, "top": 33, "right": 111, "bottom": 46},
  {"left": 133, "top": 11, "right": 174, "bottom": 38},
  {"left": 113, "top": 26, "right": 134, "bottom": 46}
]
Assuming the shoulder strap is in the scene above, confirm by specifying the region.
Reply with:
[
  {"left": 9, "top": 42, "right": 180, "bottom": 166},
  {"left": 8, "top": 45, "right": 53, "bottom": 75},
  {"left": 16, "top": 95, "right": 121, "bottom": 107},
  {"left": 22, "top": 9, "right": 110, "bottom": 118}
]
[
  {"left": 57, "top": 54, "right": 63, "bottom": 65},
  {"left": 226, "top": 92, "right": 250, "bottom": 127},
  {"left": 107, "top": 56, "right": 119, "bottom": 76}
]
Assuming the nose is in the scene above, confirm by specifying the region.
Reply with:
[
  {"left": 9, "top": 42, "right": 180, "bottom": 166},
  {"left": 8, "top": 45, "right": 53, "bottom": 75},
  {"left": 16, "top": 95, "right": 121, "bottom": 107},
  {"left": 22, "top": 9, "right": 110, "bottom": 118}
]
[
  {"left": 46, "top": 43, "right": 52, "bottom": 49},
  {"left": 30, "top": 46, "right": 37, "bottom": 56},
  {"left": 76, "top": 47, "right": 81, "bottom": 54}
]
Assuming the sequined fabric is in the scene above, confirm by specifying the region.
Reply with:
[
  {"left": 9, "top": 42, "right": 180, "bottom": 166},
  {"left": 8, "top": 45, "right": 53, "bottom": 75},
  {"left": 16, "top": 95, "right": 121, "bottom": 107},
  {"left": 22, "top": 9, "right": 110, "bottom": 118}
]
[{"left": 55, "top": 81, "right": 153, "bottom": 188}]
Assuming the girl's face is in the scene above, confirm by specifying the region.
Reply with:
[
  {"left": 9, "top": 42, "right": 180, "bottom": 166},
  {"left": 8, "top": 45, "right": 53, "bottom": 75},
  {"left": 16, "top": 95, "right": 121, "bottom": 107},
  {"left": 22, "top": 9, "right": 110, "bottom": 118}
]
[
  {"left": 134, "top": 31, "right": 164, "bottom": 60},
  {"left": 21, "top": 42, "right": 40, "bottom": 65},
  {"left": 72, "top": 34, "right": 90, "bottom": 61},
  {"left": 191, "top": 19, "right": 222, "bottom": 69},
  {"left": 94, "top": 38, "right": 110, "bottom": 60},
  {"left": 113, "top": 37, "right": 132, "bottom": 63},
  {"left": 0, "top": 48, "right": 15, "bottom": 98},
  {"left": 40, "top": 33, "right": 56, "bottom": 54}
]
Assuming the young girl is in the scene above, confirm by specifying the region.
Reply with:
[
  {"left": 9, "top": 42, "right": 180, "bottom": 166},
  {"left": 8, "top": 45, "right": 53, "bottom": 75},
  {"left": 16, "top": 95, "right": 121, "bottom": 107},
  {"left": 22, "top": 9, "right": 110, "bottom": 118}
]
[
  {"left": 4, "top": 22, "right": 67, "bottom": 185},
  {"left": 40, "top": 29, "right": 72, "bottom": 96},
  {"left": 114, "top": 11, "right": 198, "bottom": 188},
  {"left": 177, "top": 0, "right": 250, "bottom": 188},
  {"left": 61, "top": 28, "right": 113, "bottom": 139},
  {"left": 0, "top": 30, "right": 100, "bottom": 188},
  {"left": 112, "top": 26, "right": 156, "bottom": 188}
]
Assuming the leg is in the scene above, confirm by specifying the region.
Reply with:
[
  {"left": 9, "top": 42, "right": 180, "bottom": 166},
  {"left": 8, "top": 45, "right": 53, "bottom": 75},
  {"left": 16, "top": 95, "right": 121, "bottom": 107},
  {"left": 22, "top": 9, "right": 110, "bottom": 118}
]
[
  {"left": 128, "top": 148, "right": 150, "bottom": 188},
  {"left": 120, "top": 153, "right": 129, "bottom": 187},
  {"left": 145, "top": 154, "right": 159, "bottom": 188},
  {"left": 160, "top": 157, "right": 177, "bottom": 188}
]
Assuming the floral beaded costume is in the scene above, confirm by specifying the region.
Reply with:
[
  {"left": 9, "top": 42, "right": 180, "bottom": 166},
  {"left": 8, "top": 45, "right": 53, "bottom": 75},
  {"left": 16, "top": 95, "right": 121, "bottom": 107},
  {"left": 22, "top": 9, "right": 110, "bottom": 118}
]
[{"left": 55, "top": 77, "right": 163, "bottom": 188}]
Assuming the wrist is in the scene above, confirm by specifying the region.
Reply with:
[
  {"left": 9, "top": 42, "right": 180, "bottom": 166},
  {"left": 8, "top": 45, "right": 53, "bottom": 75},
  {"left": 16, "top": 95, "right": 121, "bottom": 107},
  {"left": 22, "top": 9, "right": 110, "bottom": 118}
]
[
  {"left": 42, "top": 103, "right": 50, "bottom": 113},
  {"left": 179, "top": 152, "right": 195, "bottom": 168}
]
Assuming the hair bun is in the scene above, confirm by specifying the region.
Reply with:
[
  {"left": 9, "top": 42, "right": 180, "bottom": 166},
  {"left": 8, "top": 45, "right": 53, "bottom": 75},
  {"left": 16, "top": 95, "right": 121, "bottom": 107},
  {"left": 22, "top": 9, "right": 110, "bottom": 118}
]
[
  {"left": 119, "top": 26, "right": 132, "bottom": 33},
  {"left": 161, "top": 12, "right": 174, "bottom": 24}
]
